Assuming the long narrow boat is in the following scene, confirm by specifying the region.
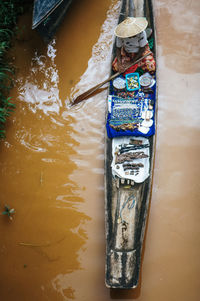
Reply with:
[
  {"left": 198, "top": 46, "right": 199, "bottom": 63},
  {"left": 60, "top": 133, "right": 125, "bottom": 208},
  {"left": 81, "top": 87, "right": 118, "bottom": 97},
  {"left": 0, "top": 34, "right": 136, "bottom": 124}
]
[
  {"left": 32, "top": 0, "right": 73, "bottom": 40},
  {"left": 105, "top": 0, "right": 157, "bottom": 288}
]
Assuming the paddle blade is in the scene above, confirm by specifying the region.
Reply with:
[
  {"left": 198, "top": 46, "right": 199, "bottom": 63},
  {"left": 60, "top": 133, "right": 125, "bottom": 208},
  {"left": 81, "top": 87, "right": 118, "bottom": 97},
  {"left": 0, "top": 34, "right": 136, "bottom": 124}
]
[
  {"left": 71, "top": 52, "right": 151, "bottom": 106},
  {"left": 72, "top": 83, "right": 103, "bottom": 105}
]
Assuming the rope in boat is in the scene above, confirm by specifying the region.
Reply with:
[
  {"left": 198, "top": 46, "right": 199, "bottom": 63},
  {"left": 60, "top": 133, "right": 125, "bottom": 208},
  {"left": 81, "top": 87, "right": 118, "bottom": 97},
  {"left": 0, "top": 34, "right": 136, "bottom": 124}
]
[{"left": 120, "top": 193, "right": 135, "bottom": 223}]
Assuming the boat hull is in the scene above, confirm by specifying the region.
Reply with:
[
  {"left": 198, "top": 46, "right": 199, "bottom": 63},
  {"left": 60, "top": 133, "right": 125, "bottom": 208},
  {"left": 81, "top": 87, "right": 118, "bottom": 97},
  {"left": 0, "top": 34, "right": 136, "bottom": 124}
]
[
  {"left": 32, "top": 0, "right": 73, "bottom": 41},
  {"left": 105, "top": 0, "right": 157, "bottom": 288}
]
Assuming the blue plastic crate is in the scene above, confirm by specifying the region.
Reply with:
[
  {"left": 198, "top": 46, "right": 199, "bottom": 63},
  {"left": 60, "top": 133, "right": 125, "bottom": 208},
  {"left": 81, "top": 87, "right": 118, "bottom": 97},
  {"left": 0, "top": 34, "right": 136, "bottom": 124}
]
[{"left": 125, "top": 72, "right": 140, "bottom": 91}]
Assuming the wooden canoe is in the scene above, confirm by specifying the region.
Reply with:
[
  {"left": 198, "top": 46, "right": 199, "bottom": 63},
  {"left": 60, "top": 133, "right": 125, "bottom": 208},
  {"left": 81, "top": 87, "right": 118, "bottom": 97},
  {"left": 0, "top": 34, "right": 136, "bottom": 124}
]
[
  {"left": 32, "top": 0, "right": 73, "bottom": 40},
  {"left": 105, "top": 0, "right": 157, "bottom": 288}
]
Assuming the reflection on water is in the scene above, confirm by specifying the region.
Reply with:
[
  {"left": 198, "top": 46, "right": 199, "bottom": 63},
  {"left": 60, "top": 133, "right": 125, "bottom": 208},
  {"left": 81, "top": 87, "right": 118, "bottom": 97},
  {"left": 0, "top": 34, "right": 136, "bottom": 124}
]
[
  {"left": 0, "top": 0, "right": 121, "bottom": 300},
  {"left": 18, "top": 39, "right": 61, "bottom": 115},
  {"left": 0, "top": 0, "right": 200, "bottom": 300},
  {"left": 70, "top": 1, "right": 121, "bottom": 103}
]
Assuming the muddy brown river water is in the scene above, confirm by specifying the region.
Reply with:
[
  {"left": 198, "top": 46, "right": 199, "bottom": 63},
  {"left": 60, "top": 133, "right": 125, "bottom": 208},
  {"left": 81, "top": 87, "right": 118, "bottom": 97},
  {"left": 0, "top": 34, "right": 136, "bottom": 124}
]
[{"left": 0, "top": 0, "right": 200, "bottom": 300}]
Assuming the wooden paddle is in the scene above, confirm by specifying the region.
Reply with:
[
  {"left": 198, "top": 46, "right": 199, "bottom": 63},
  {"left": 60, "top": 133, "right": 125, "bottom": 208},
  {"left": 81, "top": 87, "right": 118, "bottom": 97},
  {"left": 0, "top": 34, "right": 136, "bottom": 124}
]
[{"left": 72, "top": 51, "right": 152, "bottom": 105}]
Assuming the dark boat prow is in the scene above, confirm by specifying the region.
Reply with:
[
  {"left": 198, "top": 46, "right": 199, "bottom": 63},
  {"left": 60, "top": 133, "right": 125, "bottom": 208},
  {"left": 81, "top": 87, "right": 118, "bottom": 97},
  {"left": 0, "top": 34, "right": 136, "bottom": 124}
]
[
  {"left": 32, "top": 0, "right": 73, "bottom": 41},
  {"left": 105, "top": 0, "right": 157, "bottom": 288}
]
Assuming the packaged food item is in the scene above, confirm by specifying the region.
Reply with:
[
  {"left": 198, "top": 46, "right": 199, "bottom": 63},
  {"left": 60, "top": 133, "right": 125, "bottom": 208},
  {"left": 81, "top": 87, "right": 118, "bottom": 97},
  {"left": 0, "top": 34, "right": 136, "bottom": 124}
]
[
  {"left": 140, "top": 72, "right": 155, "bottom": 88},
  {"left": 125, "top": 73, "right": 140, "bottom": 91},
  {"left": 113, "top": 77, "right": 126, "bottom": 91}
]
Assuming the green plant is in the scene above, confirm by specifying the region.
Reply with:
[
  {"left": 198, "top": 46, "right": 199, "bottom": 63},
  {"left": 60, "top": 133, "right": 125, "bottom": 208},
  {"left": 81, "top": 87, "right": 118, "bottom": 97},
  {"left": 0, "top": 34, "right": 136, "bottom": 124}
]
[
  {"left": 2, "top": 205, "right": 15, "bottom": 220},
  {"left": 0, "top": 0, "right": 29, "bottom": 139}
]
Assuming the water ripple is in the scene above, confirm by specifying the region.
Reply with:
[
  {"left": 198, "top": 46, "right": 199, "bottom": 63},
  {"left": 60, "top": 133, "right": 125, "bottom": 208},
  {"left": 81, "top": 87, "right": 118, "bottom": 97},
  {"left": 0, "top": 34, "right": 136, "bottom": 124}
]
[{"left": 18, "top": 39, "right": 62, "bottom": 115}]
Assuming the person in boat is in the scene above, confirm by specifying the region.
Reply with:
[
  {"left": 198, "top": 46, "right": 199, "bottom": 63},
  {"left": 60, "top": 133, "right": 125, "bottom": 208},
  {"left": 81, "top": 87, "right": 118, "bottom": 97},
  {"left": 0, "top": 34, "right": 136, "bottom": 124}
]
[{"left": 112, "top": 17, "right": 155, "bottom": 74}]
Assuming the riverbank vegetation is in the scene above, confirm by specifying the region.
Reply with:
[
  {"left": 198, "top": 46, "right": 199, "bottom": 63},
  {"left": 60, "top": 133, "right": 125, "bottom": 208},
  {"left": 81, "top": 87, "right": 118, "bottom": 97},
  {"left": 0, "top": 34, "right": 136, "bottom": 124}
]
[{"left": 0, "top": 0, "right": 32, "bottom": 139}]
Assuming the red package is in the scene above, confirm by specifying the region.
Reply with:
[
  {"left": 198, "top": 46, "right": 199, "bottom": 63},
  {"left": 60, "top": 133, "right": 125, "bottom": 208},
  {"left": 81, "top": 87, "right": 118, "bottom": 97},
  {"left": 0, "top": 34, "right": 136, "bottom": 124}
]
[{"left": 123, "top": 64, "right": 138, "bottom": 76}]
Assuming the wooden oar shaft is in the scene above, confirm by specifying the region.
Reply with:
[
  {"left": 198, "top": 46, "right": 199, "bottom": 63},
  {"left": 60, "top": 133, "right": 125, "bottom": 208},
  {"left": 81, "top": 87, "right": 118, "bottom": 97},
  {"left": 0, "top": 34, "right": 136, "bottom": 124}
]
[{"left": 72, "top": 51, "right": 151, "bottom": 105}]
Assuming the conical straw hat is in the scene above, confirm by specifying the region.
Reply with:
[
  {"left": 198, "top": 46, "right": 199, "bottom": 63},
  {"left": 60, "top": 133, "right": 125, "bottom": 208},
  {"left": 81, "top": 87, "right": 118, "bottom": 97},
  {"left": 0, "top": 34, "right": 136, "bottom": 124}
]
[{"left": 114, "top": 17, "right": 148, "bottom": 38}]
